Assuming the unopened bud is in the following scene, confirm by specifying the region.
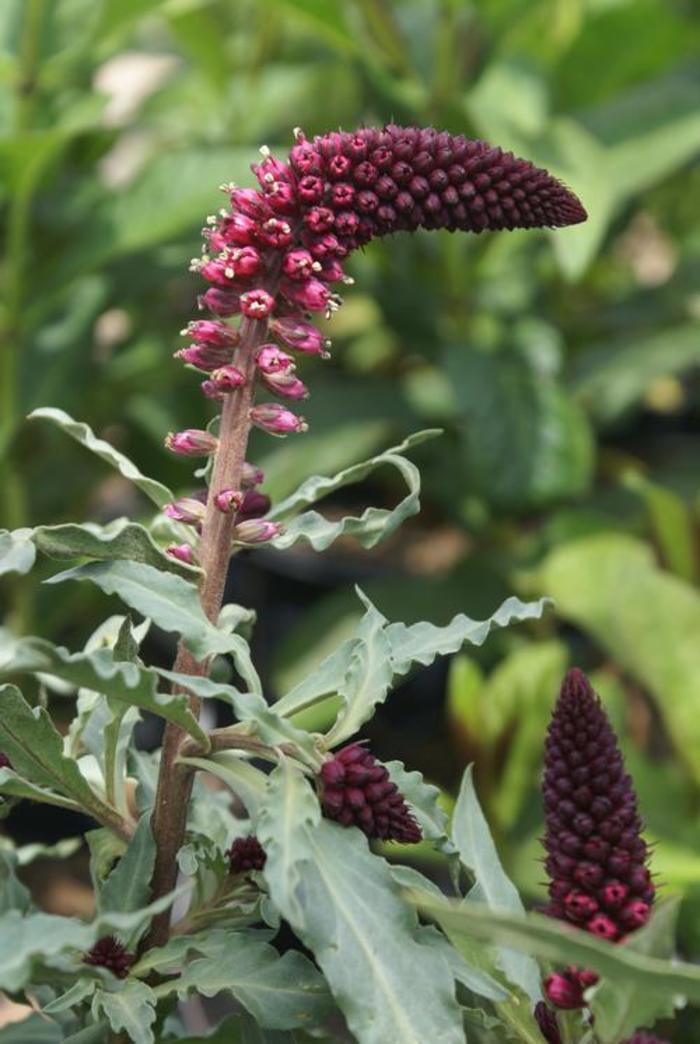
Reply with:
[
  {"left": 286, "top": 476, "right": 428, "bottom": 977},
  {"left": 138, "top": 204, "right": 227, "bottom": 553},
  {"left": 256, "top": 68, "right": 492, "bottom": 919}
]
[
  {"left": 166, "top": 543, "right": 197, "bottom": 565},
  {"left": 240, "top": 288, "right": 275, "bottom": 319},
  {"left": 270, "top": 316, "right": 330, "bottom": 356},
  {"left": 262, "top": 369, "right": 309, "bottom": 400},
  {"left": 165, "top": 429, "right": 219, "bottom": 456},
  {"left": 255, "top": 343, "right": 295, "bottom": 374},
  {"left": 214, "top": 488, "right": 244, "bottom": 513},
  {"left": 238, "top": 490, "right": 271, "bottom": 520},
  {"left": 233, "top": 519, "right": 284, "bottom": 544},
  {"left": 241, "top": 462, "right": 265, "bottom": 488},
  {"left": 163, "top": 498, "right": 207, "bottom": 525},
  {"left": 250, "top": 403, "right": 308, "bottom": 436},
  {"left": 210, "top": 364, "right": 247, "bottom": 391}
]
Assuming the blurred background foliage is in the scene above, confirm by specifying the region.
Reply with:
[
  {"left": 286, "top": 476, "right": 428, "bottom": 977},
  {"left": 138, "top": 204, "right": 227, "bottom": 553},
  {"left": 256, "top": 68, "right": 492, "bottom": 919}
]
[{"left": 1, "top": 0, "right": 700, "bottom": 1033}]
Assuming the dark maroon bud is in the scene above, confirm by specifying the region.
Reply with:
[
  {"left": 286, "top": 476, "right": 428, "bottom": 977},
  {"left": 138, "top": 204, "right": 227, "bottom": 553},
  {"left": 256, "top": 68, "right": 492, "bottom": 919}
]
[
  {"left": 237, "top": 490, "right": 271, "bottom": 521},
  {"left": 319, "top": 743, "right": 421, "bottom": 844},
  {"left": 0, "top": 753, "right": 12, "bottom": 770},
  {"left": 83, "top": 936, "right": 135, "bottom": 979},
  {"left": 227, "top": 835, "right": 266, "bottom": 874},
  {"left": 534, "top": 1001, "right": 562, "bottom": 1044}
]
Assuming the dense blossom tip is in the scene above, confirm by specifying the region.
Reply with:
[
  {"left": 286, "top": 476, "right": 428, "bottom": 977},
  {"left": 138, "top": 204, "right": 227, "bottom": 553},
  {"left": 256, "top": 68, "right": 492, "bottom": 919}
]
[
  {"left": 227, "top": 835, "right": 267, "bottom": 874},
  {"left": 83, "top": 936, "right": 135, "bottom": 979}
]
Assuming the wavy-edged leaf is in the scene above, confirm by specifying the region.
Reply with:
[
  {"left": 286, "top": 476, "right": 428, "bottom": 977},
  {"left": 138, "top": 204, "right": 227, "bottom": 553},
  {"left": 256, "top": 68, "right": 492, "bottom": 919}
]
[
  {"left": 33, "top": 520, "right": 198, "bottom": 579},
  {"left": 384, "top": 761, "right": 449, "bottom": 845},
  {"left": 28, "top": 408, "right": 172, "bottom": 508},
  {"left": 152, "top": 927, "right": 332, "bottom": 1030},
  {"left": 260, "top": 797, "right": 465, "bottom": 1044},
  {"left": 0, "top": 637, "right": 208, "bottom": 750},
  {"left": 0, "top": 529, "right": 36, "bottom": 577},
  {"left": 452, "top": 766, "right": 542, "bottom": 1003},
  {"left": 92, "top": 980, "right": 156, "bottom": 1044},
  {"left": 269, "top": 430, "right": 441, "bottom": 551},
  {"left": 45, "top": 561, "right": 261, "bottom": 689},
  {"left": 0, "top": 769, "right": 83, "bottom": 812}
]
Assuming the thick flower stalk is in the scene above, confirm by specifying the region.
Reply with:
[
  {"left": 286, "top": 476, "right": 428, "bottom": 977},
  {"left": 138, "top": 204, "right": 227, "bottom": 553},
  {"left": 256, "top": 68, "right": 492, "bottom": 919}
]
[
  {"left": 147, "top": 125, "right": 585, "bottom": 947},
  {"left": 540, "top": 667, "right": 655, "bottom": 1014}
]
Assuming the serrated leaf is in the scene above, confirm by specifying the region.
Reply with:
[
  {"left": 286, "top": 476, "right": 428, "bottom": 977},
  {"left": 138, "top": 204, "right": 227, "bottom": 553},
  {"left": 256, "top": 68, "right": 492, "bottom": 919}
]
[
  {"left": 92, "top": 980, "right": 156, "bottom": 1044},
  {"left": 0, "top": 910, "right": 94, "bottom": 992},
  {"left": 98, "top": 815, "right": 155, "bottom": 917},
  {"left": 452, "top": 766, "right": 541, "bottom": 1003},
  {"left": 0, "top": 637, "right": 208, "bottom": 750},
  {"left": 29, "top": 408, "right": 172, "bottom": 508},
  {"left": 261, "top": 809, "right": 465, "bottom": 1044},
  {"left": 412, "top": 896, "right": 700, "bottom": 1005},
  {"left": 256, "top": 759, "right": 321, "bottom": 925},
  {"left": 384, "top": 761, "right": 449, "bottom": 844},
  {"left": 269, "top": 430, "right": 441, "bottom": 551},
  {"left": 152, "top": 928, "right": 332, "bottom": 1030},
  {"left": 0, "top": 684, "right": 110, "bottom": 817},
  {"left": 46, "top": 561, "right": 260, "bottom": 684},
  {"left": 33, "top": 520, "right": 198, "bottom": 579},
  {"left": 0, "top": 529, "right": 36, "bottom": 577}
]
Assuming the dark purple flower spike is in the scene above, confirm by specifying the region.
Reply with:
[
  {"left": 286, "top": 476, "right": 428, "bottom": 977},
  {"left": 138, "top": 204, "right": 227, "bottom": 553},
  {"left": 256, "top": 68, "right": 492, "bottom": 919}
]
[
  {"left": 83, "top": 935, "right": 135, "bottom": 979},
  {"left": 227, "top": 835, "right": 267, "bottom": 874}
]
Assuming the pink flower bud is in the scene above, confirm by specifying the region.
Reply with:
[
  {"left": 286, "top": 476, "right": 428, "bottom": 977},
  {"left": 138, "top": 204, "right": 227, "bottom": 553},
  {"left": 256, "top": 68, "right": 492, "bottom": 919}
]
[
  {"left": 175, "top": 344, "right": 233, "bottom": 371},
  {"left": 241, "top": 462, "right": 265, "bottom": 488},
  {"left": 163, "top": 497, "right": 207, "bottom": 525},
  {"left": 240, "top": 288, "right": 275, "bottom": 319},
  {"left": 210, "top": 364, "right": 247, "bottom": 391},
  {"left": 253, "top": 152, "right": 291, "bottom": 186},
  {"left": 233, "top": 519, "right": 284, "bottom": 544},
  {"left": 230, "top": 245, "right": 262, "bottom": 277},
  {"left": 255, "top": 343, "right": 295, "bottom": 374},
  {"left": 201, "top": 380, "right": 225, "bottom": 400},
  {"left": 262, "top": 370, "right": 309, "bottom": 400},
  {"left": 238, "top": 490, "right": 271, "bottom": 520},
  {"left": 199, "top": 288, "right": 241, "bottom": 316},
  {"left": 250, "top": 403, "right": 308, "bottom": 436},
  {"left": 165, "top": 429, "right": 219, "bottom": 456},
  {"left": 283, "top": 249, "right": 316, "bottom": 280},
  {"left": 214, "top": 488, "right": 244, "bottom": 513},
  {"left": 184, "top": 320, "right": 240, "bottom": 348},
  {"left": 264, "top": 180, "right": 297, "bottom": 213},
  {"left": 256, "top": 217, "right": 293, "bottom": 250},
  {"left": 544, "top": 972, "right": 584, "bottom": 1010},
  {"left": 271, "top": 316, "right": 330, "bottom": 356},
  {"left": 281, "top": 277, "right": 334, "bottom": 312},
  {"left": 229, "top": 187, "right": 270, "bottom": 220},
  {"left": 207, "top": 212, "right": 256, "bottom": 248},
  {"left": 166, "top": 543, "right": 197, "bottom": 565}
]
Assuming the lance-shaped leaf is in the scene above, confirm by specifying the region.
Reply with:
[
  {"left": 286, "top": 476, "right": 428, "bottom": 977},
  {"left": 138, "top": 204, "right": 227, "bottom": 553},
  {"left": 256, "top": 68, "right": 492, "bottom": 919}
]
[
  {"left": 29, "top": 408, "right": 172, "bottom": 508},
  {"left": 269, "top": 430, "right": 441, "bottom": 551},
  {"left": 33, "top": 520, "right": 198, "bottom": 578},
  {"left": 0, "top": 637, "right": 208, "bottom": 750},
  {"left": 257, "top": 761, "right": 465, "bottom": 1044},
  {"left": 91, "top": 980, "right": 156, "bottom": 1044},
  {"left": 276, "top": 590, "right": 550, "bottom": 745},
  {"left": 0, "top": 529, "right": 36, "bottom": 577},
  {"left": 0, "top": 769, "right": 83, "bottom": 813},
  {"left": 46, "top": 561, "right": 260, "bottom": 688},
  {"left": 152, "top": 928, "right": 332, "bottom": 1031},
  {"left": 452, "top": 766, "right": 542, "bottom": 1003},
  {"left": 98, "top": 815, "right": 156, "bottom": 918},
  {"left": 0, "top": 684, "right": 115, "bottom": 820}
]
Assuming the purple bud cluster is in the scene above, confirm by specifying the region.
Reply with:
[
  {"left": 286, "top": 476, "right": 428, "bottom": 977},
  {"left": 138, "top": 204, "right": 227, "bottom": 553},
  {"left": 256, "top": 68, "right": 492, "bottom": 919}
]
[
  {"left": 227, "top": 835, "right": 267, "bottom": 874},
  {"left": 540, "top": 668, "right": 655, "bottom": 1016},
  {"left": 83, "top": 935, "right": 135, "bottom": 979},
  {"left": 319, "top": 743, "right": 421, "bottom": 843},
  {"left": 0, "top": 753, "right": 11, "bottom": 769}
]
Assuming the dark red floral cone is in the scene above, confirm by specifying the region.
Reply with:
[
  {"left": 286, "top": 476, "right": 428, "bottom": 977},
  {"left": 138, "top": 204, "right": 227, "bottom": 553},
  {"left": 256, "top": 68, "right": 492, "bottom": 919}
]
[
  {"left": 227, "top": 835, "right": 266, "bottom": 874},
  {"left": 83, "top": 935, "right": 134, "bottom": 978},
  {"left": 319, "top": 743, "right": 421, "bottom": 843},
  {"left": 541, "top": 668, "right": 655, "bottom": 1010}
]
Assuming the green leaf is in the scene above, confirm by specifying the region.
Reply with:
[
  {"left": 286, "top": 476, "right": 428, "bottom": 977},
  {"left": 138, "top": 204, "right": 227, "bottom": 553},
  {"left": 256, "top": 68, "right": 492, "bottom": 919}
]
[
  {"left": 91, "top": 980, "right": 156, "bottom": 1044},
  {"left": 152, "top": 928, "right": 332, "bottom": 1031},
  {"left": 0, "top": 529, "right": 36, "bottom": 577},
  {"left": 590, "top": 900, "right": 682, "bottom": 1042},
  {"left": 43, "top": 977, "right": 96, "bottom": 1013},
  {"left": 179, "top": 754, "right": 268, "bottom": 818},
  {"left": 33, "top": 520, "right": 198, "bottom": 579},
  {"left": 536, "top": 534, "right": 700, "bottom": 785},
  {"left": 46, "top": 561, "right": 260, "bottom": 682},
  {"left": 0, "top": 909, "right": 94, "bottom": 992},
  {"left": 63, "top": 1023, "right": 109, "bottom": 1044},
  {"left": 0, "top": 1015, "right": 63, "bottom": 1043},
  {"left": 0, "top": 768, "right": 82, "bottom": 812},
  {"left": 0, "top": 684, "right": 109, "bottom": 816},
  {"left": 28, "top": 408, "right": 172, "bottom": 508},
  {"left": 269, "top": 430, "right": 441, "bottom": 551},
  {"left": 445, "top": 345, "right": 593, "bottom": 509},
  {"left": 384, "top": 761, "right": 449, "bottom": 845},
  {"left": 98, "top": 815, "right": 155, "bottom": 917},
  {"left": 0, "top": 847, "right": 32, "bottom": 915},
  {"left": 412, "top": 896, "right": 700, "bottom": 1005},
  {"left": 257, "top": 765, "right": 466, "bottom": 1044},
  {"left": 0, "top": 636, "right": 209, "bottom": 750},
  {"left": 452, "top": 766, "right": 542, "bottom": 1003},
  {"left": 623, "top": 472, "right": 696, "bottom": 583}
]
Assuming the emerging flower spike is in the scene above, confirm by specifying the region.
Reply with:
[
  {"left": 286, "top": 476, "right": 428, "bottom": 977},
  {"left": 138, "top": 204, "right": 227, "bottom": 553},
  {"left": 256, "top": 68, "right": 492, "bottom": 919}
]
[
  {"left": 83, "top": 935, "right": 135, "bottom": 979},
  {"left": 319, "top": 743, "right": 422, "bottom": 843},
  {"left": 542, "top": 668, "right": 655, "bottom": 1008},
  {"left": 228, "top": 835, "right": 266, "bottom": 874}
]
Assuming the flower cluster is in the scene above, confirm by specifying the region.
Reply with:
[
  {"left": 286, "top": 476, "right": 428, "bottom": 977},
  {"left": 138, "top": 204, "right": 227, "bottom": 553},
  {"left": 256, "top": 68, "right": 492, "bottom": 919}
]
[
  {"left": 227, "top": 835, "right": 267, "bottom": 875},
  {"left": 164, "top": 125, "right": 584, "bottom": 564},
  {"left": 539, "top": 668, "right": 655, "bottom": 1021},
  {"left": 83, "top": 935, "right": 135, "bottom": 979},
  {"left": 319, "top": 743, "right": 421, "bottom": 843}
]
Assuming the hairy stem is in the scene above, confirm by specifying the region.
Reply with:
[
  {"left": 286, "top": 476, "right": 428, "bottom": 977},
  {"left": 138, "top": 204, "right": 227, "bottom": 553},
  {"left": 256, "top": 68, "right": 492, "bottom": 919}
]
[{"left": 145, "top": 311, "right": 271, "bottom": 950}]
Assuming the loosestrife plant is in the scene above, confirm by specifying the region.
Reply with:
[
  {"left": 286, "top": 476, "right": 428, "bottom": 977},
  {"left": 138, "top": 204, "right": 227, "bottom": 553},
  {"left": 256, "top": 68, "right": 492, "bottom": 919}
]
[{"left": 0, "top": 125, "right": 692, "bottom": 1043}]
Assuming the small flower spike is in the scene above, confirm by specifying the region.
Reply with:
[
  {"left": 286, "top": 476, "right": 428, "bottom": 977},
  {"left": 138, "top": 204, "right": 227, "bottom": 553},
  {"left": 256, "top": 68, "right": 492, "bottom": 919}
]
[
  {"left": 228, "top": 835, "right": 266, "bottom": 874},
  {"left": 83, "top": 936, "right": 135, "bottom": 979},
  {"left": 319, "top": 743, "right": 421, "bottom": 843},
  {"left": 542, "top": 668, "right": 655, "bottom": 1009}
]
